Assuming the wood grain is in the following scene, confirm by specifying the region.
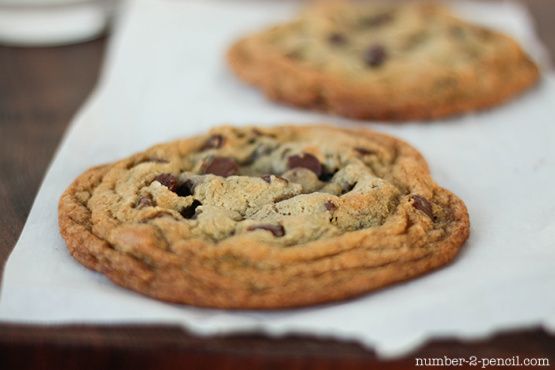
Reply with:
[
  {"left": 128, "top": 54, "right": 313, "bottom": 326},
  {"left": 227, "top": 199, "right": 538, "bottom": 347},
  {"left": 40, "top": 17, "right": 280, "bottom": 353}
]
[{"left": 1, "top": 1, "right": 554, "bottom": 369}]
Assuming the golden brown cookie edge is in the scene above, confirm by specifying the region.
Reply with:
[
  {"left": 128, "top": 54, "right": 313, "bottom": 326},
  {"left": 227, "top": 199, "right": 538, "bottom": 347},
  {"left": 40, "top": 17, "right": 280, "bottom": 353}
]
[
  {"left": 58, "top": 126, "right": 470, "bottom": 309},
  {"left": 226, "top": 26, "right": 540, "bottom": 121}
]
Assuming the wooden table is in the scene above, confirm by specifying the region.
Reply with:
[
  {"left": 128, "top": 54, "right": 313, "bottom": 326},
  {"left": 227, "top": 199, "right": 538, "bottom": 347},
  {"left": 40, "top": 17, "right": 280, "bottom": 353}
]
[{"left": 1, "top": 1, "right": 554, "bottom": 368}]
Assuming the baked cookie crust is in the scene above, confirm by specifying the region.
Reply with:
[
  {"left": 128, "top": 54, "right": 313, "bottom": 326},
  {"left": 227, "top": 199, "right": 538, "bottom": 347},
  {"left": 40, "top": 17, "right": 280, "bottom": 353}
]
[
  {"left": 59, "top": 125, "right": 469, "bottom": 308},
  {"left": 227, "top": 1, "right": 539, "bottom": 121}
]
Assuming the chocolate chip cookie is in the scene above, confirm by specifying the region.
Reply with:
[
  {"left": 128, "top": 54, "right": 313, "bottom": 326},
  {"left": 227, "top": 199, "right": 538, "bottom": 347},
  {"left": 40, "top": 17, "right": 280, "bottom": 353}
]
[
  {"left": 58, "top": 125, "right": 469, "bottom": 308},
  {"left": 227, "top": 1, "right": 539, "bottom": 121}
]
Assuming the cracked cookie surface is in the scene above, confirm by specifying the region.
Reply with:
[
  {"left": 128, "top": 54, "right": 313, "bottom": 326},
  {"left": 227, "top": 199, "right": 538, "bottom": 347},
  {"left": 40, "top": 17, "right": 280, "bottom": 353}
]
[
  {"left": 227, "top": 1, "right": 539, "bottom": 121},
  {"left": 59, "top": 125, "right": 469, "bottom": 308}
]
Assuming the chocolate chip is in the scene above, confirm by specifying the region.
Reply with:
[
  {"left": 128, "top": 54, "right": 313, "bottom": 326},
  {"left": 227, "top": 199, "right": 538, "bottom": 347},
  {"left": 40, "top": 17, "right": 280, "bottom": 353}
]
[
  {"left": 328, "top": 33, "right": 347, "bottom": 45},
  {"left": 318, "top": 169, "right": 337, "bottom": 182},
  {"left": 153, "top": 174, "right": 195, "bottom": 197},
  {"left": 360, "top": 12, "right": 393, "bottom": 28},
  {"left": 287, "top": 153, "right": 322, "bottom": 177},
  {"left": 411, "top": 195, "right": 433, "bottom": 218},
  {"left": 201, "top": 134, "right": 224, "bottom": 150},
  {"left": 175, "top": 180, "right": 195, "bottom": 197},
  {"left": 364, "top": 44, "right": 387, "bottom": 68},
  {"left": 180, "top": 199, "right": 202, "bottom": 219},
  {"left": 247, "top": 224, "right": 285, "bottom": 237},
  {"left": 202, "top": 157, "right": 239, "bottom": 177},
  {"left": 154, "top": 173, "right": 178, "bottom": 192},
  {"left": 136, "top": 194, "right": 154, "bottom": 209},
  {"left": 354, "top": 147, "right": 376, "bottom": 156},
  {"left": 324, "top": 201, "right": 337, "bottom": 211}
]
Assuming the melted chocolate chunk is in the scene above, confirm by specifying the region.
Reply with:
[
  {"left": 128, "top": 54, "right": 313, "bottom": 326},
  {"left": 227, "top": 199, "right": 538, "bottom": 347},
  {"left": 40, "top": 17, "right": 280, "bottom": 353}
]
[
  {"left": 411, "top": 195, "right": 433, "bottom": 218},
  {"left": 364, "top": 44, "right": 387, "bottom": 68},
  {"left": 175, "top": 180, "right": 195, "bottom": 197},
  {"left": 202, "top": 157, "right": 239, "bottom": 177},
  {"left": 324, "top": 201, "right": 337, "bottom": 211},
  {"left": 136, "top": 194, "right": 154, "bottom": 209},
  {"left": 201, "top": 134, "right": 224, "bottom": 150},
  {"left": 328, "top": 33, "right": 347, "bottom": 45},
  {"left": 247, "top": 224, "right": 285, "bottom": 237},
  {"left": 154, "top": 173, "right": 178, "bottom": 192},
  {"left": 287, "top": 153, "right": 323, "bottom": 177},
  {"left": 318, "top": 169, "right": 337, "bottom": 182},
  {"left": 154, "top": 174, "right": 195, "bottom": 197},
  {"left": 180, "top": 199, "right": 202, "bottom": 219}
]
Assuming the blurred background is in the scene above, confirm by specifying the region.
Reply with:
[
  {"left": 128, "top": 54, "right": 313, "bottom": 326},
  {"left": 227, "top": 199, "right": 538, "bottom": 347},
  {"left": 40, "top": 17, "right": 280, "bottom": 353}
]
[{"left": 0, "top": 0, "right": 114, "bottom": 46}]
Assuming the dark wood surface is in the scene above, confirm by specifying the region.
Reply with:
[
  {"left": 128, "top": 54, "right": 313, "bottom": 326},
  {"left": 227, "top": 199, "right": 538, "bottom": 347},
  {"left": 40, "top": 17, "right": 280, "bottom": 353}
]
[{"left": 1, "top": 2, "right": 554, "bottom": 369}]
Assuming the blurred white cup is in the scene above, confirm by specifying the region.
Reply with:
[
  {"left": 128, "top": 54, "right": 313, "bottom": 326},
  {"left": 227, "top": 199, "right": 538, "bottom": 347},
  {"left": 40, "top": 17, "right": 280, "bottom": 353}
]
[{"left": 0, "top": 0, "right": 114, "bottom": 46}]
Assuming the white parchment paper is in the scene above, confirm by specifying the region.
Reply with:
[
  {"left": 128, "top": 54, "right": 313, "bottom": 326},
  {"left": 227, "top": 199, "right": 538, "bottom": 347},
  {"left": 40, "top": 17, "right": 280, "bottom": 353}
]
[{"left": 1, "top": 0, "right": 554, "bottom": 358}]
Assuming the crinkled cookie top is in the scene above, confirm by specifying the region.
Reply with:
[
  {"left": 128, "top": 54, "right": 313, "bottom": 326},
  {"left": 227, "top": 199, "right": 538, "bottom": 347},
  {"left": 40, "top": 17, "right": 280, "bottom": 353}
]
[
  {"left": 84, "top": 126, "right": 442, "bottom": 247},
  {"left": 263, "top": 2, "right": 516, "bottom": 78}
]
